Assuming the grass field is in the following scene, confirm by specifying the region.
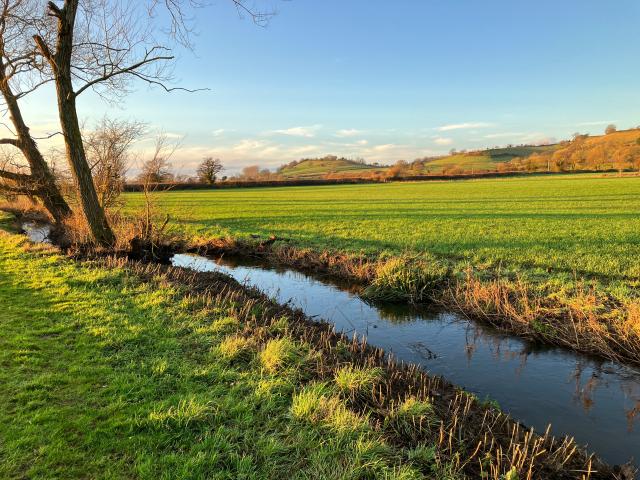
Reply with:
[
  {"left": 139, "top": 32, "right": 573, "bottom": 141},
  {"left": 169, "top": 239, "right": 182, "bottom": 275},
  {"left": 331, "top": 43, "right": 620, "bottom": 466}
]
[
  {"left": 125, "top": 174, "right": 640, "bottom": 298},
  {"left": 122, "top": 174, "right": 640, "bottom": 364},
  {"left": 0, "top": 233, "right": 431, "bottom": 479},
  {"left": 1, "top": 231, "right": 608, "bottom": 479}
]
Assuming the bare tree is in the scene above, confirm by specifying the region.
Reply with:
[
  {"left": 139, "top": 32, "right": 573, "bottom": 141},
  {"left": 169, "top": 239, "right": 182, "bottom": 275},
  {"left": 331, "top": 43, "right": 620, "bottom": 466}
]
[
  {"left": 27, "top": 0, "right": 275, "bottom": 245},
  {"left": 137, "top": 133, "right": 177, "bottom": 185},
  {"left": 85, "top": 116, "right": 145, "bottom": 208},
  {"left": 0, "top": 0, "right": 71, "bottom": 222},
  {"left": 196, "top": 157, "right": 223, "bottom": 184},
  {"left": 240, "top": 164, "right": 260, "bottom": 181}
]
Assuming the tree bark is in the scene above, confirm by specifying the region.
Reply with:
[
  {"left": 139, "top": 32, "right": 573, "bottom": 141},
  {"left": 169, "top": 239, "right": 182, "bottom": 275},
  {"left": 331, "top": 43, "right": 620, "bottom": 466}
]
[{"left": 36, "top": 0, "right": 115, "bottom": 245}]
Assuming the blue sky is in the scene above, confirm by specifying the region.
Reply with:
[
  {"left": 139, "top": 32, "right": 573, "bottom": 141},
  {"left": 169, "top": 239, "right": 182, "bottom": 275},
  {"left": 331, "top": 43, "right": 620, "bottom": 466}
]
[{"left": 21, "top": 0, "right": 640, "bottom": 174}]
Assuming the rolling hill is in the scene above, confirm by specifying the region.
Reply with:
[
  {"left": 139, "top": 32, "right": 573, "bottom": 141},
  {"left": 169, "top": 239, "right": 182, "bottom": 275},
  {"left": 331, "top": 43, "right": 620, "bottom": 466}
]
[
  {"left": 272, "top": 129, "right": 640, "bottom": 180},
  {"left": 418, "top": 145, "right": 562, "bottom": 174},
  {"left": 277, "top": 157, "right": 384, "bottom": 179}
]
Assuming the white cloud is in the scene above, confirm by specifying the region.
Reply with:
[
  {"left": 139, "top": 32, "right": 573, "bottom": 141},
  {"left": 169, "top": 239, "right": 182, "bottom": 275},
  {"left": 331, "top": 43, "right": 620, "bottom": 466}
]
[
  {"left": 433, "top": 137, "right": 453, "bottom": 146},
  {"left": 372, "top": 143, "right": 397, "bottom": 152},
  {"left": 163, "top": 132, "right": 184, "bottom": 139},
  {"left": 212, "top": 128, "right": 232, "bottom": 137},
  {"left": 334, "top": 128, "right": 362, "bottom": 138},
  {"left": 232, "top": 139, "right": 271, "bottom": 153},
  {"left": 437, "top": 122, "right": 494, "bottom": 132},
  {"left": 355, "top": 139, "right": 368, "bottom": 146},
  {"left": 269, "top": 124, "right": 323, "bottom": 138}
]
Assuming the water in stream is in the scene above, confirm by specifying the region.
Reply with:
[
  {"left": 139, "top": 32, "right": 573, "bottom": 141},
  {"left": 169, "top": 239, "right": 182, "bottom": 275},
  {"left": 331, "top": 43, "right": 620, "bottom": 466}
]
[
  {"left": 172, "top": 253, "right": 640, "bottom": 466},
  {"left": 21, "top": 222, "right": 51, "bottom": 244}
]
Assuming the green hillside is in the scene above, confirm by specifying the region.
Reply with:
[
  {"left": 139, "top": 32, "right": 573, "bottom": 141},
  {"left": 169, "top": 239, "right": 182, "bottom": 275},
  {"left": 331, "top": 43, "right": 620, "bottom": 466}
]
[
  {"left": 278, "top": 156, "right": 382, "bottom": 179},
  {"left": 420, "top": 145, "right": 561, "bottom": 174},
  {"left": 273, "top": 130, "right": 640, "bottom": 179}
]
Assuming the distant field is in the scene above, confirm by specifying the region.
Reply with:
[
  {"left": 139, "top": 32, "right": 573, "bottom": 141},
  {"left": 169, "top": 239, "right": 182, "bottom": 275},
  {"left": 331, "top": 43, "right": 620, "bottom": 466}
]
[{"left": 124, "top": 174, "right": 640, "bottom": 296}]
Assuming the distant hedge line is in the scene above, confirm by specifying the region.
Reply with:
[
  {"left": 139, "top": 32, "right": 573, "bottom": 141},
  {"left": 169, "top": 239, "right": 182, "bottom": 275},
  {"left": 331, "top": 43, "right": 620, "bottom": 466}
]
[{"left": 123, "top": 169, "right": 624, "bottom": 192}]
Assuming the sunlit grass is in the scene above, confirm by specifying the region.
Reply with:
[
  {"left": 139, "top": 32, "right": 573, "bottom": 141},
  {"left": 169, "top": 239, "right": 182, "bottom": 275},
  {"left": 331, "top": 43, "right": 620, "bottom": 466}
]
[
  {"left": 0, "top": 233, "right": 428, "bottom": 479},
  {"left": 334, "top": 365, "right": 383, "bottom": 396},
  {"left": 123, "top": 174, "right": 640, "bottom": 300}
]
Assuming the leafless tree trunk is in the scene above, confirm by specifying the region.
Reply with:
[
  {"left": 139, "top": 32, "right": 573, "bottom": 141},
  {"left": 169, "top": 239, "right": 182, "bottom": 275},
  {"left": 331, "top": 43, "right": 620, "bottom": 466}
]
[
  {"left": 28, "top": 0, "right": 275, "bottom": 245},
  {"left": 33, "top": 1, "right": 114, "bottom": 245},
  {"left": 0, "top": 0, "right": 71, "bottom": 222}
]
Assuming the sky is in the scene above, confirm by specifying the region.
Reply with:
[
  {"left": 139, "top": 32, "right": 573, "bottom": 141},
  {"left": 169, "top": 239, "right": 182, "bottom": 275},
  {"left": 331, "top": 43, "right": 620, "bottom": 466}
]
[{"left": 19, "top": 0, "right": 640, "bottom": 175}]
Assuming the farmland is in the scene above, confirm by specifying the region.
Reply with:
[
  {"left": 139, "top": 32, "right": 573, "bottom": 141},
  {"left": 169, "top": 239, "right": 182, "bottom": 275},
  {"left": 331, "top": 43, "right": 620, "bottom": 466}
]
[
  {"left": 123, "top": 173, "right": 640, "bottom": 365},
  {"left": 125, "top": 174, "right": 640, "bottom": 295}
]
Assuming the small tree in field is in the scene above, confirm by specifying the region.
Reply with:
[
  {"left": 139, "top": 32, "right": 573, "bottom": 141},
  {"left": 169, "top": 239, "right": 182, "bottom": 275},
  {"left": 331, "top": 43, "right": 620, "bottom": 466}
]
[
  {"left": 605, "top": 124, "right": 617, "bottom": 135},
  {"left": 197, "top": 158, "right": 223, "bottom": 184}
]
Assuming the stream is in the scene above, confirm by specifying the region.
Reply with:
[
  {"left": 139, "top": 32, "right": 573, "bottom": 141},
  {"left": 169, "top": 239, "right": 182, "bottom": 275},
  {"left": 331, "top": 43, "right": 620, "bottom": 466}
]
[
  {"left": 172, "top": 252, "right": 640, "bottom": 466},
  {"left": 18, "top": 222, "right": 640, "bottom": 465}
]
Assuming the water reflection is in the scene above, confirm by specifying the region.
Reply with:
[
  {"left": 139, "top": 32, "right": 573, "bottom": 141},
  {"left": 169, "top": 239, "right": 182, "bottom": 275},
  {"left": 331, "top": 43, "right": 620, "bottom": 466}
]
[{"left": 171, "top": 253, "right": 640, "bottom": 465}]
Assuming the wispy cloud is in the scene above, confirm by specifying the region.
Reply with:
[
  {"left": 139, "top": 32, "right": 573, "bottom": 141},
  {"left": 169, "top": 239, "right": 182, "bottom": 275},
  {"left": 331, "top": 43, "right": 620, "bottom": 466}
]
[
  {"left": 334, "top": 128, "right": 362, "bottom": 138},
  {"left": 437, "top": 122, "right": 494, "bottom": 132},
  {"left": 372, "top": 143, "right": 397, "bottom": 152},
  {"left": 269, "top": 124, "right": 323, "bottom": 138},
  {"left": 433, "top": 137, "right": 453, "bottom": 146},
  {"left": 162, "top": 132, "right": 184, "bottom": 140},
  {"left": 212, "top": 128, "right": 233, "bottom": 137}
]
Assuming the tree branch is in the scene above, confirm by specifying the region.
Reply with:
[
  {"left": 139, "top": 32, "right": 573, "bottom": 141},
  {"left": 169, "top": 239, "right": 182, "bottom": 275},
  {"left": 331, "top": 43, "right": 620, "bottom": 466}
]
[
  {"left": 32, "top": 34, "right": 53, "bottom": 63},
  {"left": 0, "top": 137, "right": 20, "bottom": 148},
  {"left": 74, "top": 50, "right": 175, "bottom": 97},
  {"left": 46, "top": 1, "right": 63, "bottom": 19},
  {"left": 0, "top": 168, "right": 31, "bottom": 183},
  {"left": 0, "top": 183, "right": 39, "bottom": 195},
  {"left": 127, "top": 70, "right": 208, "bottom": 93}
]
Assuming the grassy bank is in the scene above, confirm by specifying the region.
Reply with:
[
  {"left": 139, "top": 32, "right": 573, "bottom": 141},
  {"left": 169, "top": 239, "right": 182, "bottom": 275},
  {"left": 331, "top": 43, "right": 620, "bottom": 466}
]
[
  {"left": 0, "top": 231, "right": 619, "bottom": 479},
  {"left": 121, "top": 174, "right": 640, "bottom": 365}
]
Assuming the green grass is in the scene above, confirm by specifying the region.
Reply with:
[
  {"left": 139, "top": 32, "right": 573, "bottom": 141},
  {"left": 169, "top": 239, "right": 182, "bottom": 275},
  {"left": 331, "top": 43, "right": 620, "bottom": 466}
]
[
  {"left": 0, "top": 233, "right": 438, "bottom": 479},
  {"left": 279, "top": 158, "right": 381, "bottom": 179},
  {"left": 124, "top": 174, "right": 640, "bottom": 300}
]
